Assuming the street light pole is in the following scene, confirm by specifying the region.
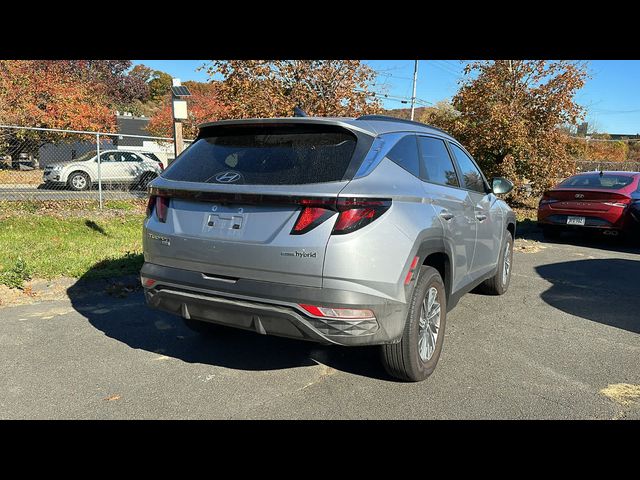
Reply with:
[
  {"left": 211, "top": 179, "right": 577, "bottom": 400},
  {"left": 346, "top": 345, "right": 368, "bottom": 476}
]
[{"left": 410, "top": 60, "right": 419, "bottom": 121}]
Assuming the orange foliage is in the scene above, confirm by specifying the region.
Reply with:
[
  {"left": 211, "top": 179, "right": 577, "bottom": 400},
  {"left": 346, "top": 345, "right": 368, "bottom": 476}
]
[
  {"left": 146, "top": 81, "right": 229, "bottom": 139},
  {"left": 0, "top": 60, "right": 116, "bottom": 133}
]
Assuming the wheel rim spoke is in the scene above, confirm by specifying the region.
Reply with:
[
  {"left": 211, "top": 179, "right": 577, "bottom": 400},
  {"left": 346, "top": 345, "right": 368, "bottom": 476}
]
[
  {"left": 503, "top": 242, "right": 511, "bottom": 285},
  {"left": 418, "top": 286, "right": 441, "bottom": 362}
]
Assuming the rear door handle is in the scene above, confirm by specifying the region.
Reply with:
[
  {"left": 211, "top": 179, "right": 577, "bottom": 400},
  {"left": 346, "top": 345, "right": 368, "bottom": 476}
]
[{"left": 439, "top": 211, "right": 454, "bottom": 221}]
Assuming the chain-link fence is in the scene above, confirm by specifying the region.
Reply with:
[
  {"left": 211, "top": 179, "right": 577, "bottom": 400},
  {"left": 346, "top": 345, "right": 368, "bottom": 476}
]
[
  {"left": 576, "top": 160, "right": 640, "bottom": 173},
  {"left": 0, "top": 125, "right": 192, "bottom": 207}
]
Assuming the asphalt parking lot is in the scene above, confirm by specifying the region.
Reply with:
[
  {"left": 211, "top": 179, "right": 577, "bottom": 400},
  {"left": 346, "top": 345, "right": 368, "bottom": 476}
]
[{"left": 1, "top": 230, "right": 638, "bottom": 419}]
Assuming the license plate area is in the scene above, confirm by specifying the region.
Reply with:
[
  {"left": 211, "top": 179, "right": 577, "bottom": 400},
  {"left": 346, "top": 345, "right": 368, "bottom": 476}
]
[
  {"left": 206, "top": 213, "right": 243, "bottom": 230},
  {"left": 566, "top": 216, "right": 586, "bottom": 226}
]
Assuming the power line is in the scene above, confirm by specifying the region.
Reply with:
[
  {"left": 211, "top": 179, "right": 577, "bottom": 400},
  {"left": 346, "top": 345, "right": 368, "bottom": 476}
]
[{"left": 357, "top": 89, "right": 433, "bottom": 107}]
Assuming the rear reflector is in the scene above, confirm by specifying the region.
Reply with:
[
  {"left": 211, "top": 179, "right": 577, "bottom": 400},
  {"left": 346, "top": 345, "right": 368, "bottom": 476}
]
[
  {"left": 404, "top": 255, "right": 420, "bottom": 285},
  {"left": 299, "top": 304, "right": 376, "bottom": 320},
  {"left": 140, "top": 276, "right": 156, "bottom": 288}
]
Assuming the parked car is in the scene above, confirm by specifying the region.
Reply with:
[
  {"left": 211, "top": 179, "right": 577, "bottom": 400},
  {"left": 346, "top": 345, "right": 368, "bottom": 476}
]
[
  {"left": 141, "top": 115, "right": 516, "bottom": 382},
  {"left": 16, "top": 152, "right": 38, "bottom": 170},
  {"left": 538, "top": 171, "right": 640, "bottom": 239},
  {"left": 42, "top": 150, "right": 162, "bottom": 191}
]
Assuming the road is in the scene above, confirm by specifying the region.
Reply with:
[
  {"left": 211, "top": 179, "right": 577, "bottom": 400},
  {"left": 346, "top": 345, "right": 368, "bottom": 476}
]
[
  {"left": 0, "top": 185, "right": 146, "bottom": 201},
  {"left": 1, "top": 231, "right": 638, "bottom": 419}
]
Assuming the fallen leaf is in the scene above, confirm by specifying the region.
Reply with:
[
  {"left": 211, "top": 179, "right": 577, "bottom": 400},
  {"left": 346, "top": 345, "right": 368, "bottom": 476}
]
[{"left": 104, "top": 394, "right": 121, "bottom": 402}]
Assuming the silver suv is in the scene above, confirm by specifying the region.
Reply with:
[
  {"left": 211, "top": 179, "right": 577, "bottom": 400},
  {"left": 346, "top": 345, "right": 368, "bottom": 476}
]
[{"left": 141, "top": 116, "right": 516, "bottom": 381}]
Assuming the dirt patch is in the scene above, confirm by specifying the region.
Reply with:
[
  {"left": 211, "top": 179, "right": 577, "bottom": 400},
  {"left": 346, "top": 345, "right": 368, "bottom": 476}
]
[
  {"left": 600, "top": 383, "right": 640, "bottom": 407},
  {"left": 0, "top": 169, "right": 42, "bottom": 185},
  {"left": 0, "top": 274, "right": 142, "bottom": 308},
  {"left": 0, "top": 277, "right": 76, "bottom": 307},
  {"left": 514, "top": 238, "right": 547, "bottom": 253}
]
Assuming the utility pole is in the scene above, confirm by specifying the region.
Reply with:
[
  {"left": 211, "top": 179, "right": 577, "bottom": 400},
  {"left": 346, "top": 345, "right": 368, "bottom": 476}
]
[{"left": 410, "top": 60, "right": 419, "bottom": 120}]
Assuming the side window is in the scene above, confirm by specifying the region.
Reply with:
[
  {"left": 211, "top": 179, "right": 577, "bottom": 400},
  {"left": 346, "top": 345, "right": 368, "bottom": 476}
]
[
  {"left": 386, "top": 135, "right": 420, "bottom": 178},
  {"left": 417, "top": 136, "right": 459, "bottom": 187},
  {"left": 122, "top": 152, "right": 142, "bottom": 162},
  {"left": 100, "top": 152, "right": 120, "bottom": 163},
  {"left": 449, "top": 143, "right": 486, "bottom": 193}
]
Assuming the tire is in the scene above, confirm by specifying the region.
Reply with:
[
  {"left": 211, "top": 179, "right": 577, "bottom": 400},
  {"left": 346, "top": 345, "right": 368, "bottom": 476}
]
[
  {"left": 381, "top": 266, "right": 447, "bottom": 382},
  {"left": 479, "top": 231, "right": 513, "bottom": 295},
  {"left": 542, "top": 225, "right": 561, "bottom": 241},
  {"left": 67, "top": 171, "right": 91, "bottom": 191},
  {"left": 182, "top": 318, "right": 223, "bottom": 336}
]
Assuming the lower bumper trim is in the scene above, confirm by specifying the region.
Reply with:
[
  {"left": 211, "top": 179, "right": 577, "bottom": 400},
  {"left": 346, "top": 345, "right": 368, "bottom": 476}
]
[{"left": 145, "top": 285, "right": 381, "bottom": 345}]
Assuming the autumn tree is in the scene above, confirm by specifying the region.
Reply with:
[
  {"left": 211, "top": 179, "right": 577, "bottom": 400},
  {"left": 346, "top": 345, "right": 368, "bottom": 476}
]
[
  {"left": 0, "top": 60, "right": 151, "bottom": 158},
  {"left": 416, "top": 100, "right": 460, "bottom": 128},
  {"left": 148, "top": 70, "right": 173, "bottom": 101},
  {"left": 205, "top": 60, "right": 382, "bottom": 118},
  {"left": 445, "top": 60, "right": 589, "bottom": 195},
  {"left": 0, "top": 60, "right": 117, "bottom": 132},
  {"left": 146, "top": 81, "right": 229, "bottom": 139}
]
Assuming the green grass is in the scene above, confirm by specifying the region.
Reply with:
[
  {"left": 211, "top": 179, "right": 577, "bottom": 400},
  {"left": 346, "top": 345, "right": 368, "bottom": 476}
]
[{"left": 0, "top": 212, "right": 145, "bottom": 287}]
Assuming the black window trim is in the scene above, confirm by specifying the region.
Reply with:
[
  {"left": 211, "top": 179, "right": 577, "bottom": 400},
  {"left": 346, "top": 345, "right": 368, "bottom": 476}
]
[{"left": 446, "top": 140, "right": 492, "bottom": 195}]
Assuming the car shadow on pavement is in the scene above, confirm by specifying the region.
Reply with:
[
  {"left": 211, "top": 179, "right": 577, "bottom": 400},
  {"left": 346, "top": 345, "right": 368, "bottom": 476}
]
[
  {"left": 535, "top": 258, "right": 639, "bottom": 334},
  {"left": 519, "top": 222, "right": 640, "bottom": 255},
  {"left": 66, "top": 271, "right": 392, "bottom": 381},
  {"left": 542, "top": 231, "right": 640, "bottom": 254}
]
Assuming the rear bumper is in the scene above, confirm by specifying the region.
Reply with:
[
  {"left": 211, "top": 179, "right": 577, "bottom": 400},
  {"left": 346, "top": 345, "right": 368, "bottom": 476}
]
[
  {"left": 537, "top": 206, "right": 628, "bottom": 230},
  {"left": 141, "top": 262, "right": 408, "bottom": 346}
]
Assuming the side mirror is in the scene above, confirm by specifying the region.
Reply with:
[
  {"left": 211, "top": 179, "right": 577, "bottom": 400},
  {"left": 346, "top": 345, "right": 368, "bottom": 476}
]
[{"left": 491, "top": 177, "right": 514, "bottom": 195}]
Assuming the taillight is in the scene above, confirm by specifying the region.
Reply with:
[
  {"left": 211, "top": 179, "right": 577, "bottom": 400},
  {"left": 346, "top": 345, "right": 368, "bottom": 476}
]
[
  {"left": 292, "top": 207, "right": 335, "bottom": 234},
  {"left": 603, "top": 201, "right": 629, "bottom": 208},
  {"left": 539, "top": 192, "right": 558, "bottom": 206},
  {"left": 154, "top": 196, "right": 169, "bottom": 223},
  {"left": 146, "top": 195, "right": 156, "bottom": 217},
  {"left": 290, "top": 197, "right": 391, "bottom": 235},
  {"left": 158, "top": 162, "right": 164, "bottom": 171},
  {"left": 332, "top": 198, "right": 391, "bottom": 235}
]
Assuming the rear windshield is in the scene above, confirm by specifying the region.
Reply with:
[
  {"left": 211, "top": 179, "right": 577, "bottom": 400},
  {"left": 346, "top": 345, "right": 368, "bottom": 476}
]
[
  {"left": 162, "top": 125, "right": 357, "bottom": 185},
  {"left": 559, "top": 174, "right": 635, "bottom": 190}
]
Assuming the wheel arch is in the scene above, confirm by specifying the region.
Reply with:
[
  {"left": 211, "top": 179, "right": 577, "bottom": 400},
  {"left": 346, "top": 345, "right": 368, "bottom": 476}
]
[
  {"left": 66, "top": 169, "right": 92, "bottom": 184},
  {"left": 414, "top": 237, "right": 453, "bottom": 302}
]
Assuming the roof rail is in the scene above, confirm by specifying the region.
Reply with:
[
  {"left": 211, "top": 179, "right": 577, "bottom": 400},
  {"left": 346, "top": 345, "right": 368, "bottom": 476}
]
[{"left": 356, "top": 114, "right": 451, "bottom": 136}]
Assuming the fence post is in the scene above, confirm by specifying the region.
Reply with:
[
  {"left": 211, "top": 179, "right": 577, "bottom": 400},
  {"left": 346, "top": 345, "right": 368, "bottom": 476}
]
[{"left": 96, "top": 133, "right": 102, "bottom": 209}]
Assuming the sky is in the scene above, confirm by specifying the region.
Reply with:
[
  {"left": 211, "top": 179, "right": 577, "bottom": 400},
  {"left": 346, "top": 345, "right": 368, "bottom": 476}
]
[{"left": 133, "top": 60, "right": 640, "bottom": 134}]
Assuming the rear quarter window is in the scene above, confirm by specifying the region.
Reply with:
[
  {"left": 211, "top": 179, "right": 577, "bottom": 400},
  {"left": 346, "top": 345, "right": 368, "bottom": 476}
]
[
  {"left": 162, "top": 125, "right": 358, "bottom": 185},
  {"left": 386, "top": 135, "right": 420, "bottom": 178}
]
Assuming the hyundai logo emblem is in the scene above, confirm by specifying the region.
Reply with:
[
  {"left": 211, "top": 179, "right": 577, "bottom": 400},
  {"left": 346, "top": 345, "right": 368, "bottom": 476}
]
[
  {"left": 575, "top": 193, "right": 585, "bottom": 199},
  {"left": 215, "top": 171, "right": 242, "bottom": 183}
]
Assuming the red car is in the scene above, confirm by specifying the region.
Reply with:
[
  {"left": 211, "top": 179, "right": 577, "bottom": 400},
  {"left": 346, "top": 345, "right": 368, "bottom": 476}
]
[{"left": 537, "top": 171, "right": 640, "bottom": 240}]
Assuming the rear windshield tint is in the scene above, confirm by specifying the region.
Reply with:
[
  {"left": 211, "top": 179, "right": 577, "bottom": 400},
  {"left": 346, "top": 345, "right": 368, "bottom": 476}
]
[
  {"left": 559, "top": 174, "right": 634, "bottom": 190},
  {"left": 162, "top": 125, "right": 357, "bottom": 185}
]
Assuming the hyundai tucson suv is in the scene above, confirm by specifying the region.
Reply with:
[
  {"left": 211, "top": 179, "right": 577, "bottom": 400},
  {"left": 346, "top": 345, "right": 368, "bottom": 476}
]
[{"left": 141, "top": 115, "right": 516, "bottom": 381}]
